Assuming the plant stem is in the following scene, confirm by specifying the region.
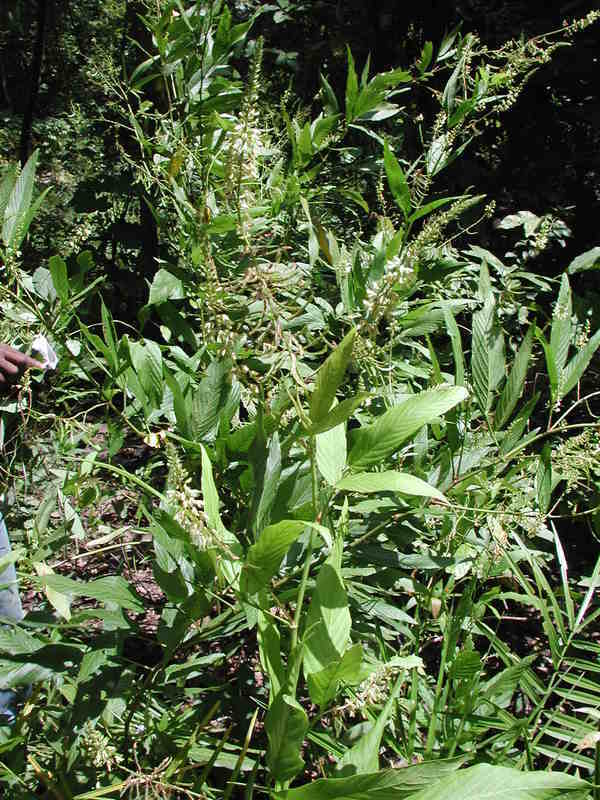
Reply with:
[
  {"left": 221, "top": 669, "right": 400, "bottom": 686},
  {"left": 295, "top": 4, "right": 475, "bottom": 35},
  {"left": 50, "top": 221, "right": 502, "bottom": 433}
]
[{"left": 290, "top": 437, "right": 319, "bottom": 652}]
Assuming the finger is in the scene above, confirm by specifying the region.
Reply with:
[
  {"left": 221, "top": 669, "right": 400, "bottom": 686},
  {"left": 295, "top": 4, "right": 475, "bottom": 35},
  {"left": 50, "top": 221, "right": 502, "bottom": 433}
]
[
  {"left": 0, "top": 357, "right": 19, "bottom": 376},
  {"left": 5, "top": 350, "right": 42, "bottom": 370}
]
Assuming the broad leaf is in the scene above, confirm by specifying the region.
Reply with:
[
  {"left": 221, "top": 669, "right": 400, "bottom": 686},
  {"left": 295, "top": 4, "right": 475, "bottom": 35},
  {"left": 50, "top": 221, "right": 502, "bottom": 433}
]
[
  {"left": 305, "top": 393, "right": 369, "bottom": 436},
  {"left": 384, "top": 141, "right": 410, "bottom": 219},
  {"left": 2, "top": 149, "right": 38, "bottom": 247},
  {"left": 266, "top": 693, "right": 309, "bottom": 783},
  {"left": 336, "top": 677, "right": 401, "bottom": 775},
  {"left": 148, "top": 268, "right": 185, "bottom": 304},
  {"left": 407, "top": 764, "right": 587, "bottom": 800},
  {"left": 37, "top": 574, "right": 143, "bottom": 612},
  {"left": 307, "top": 643, "right": 363, "bottom": 710},
  {"left": 272, "top": 759, "right": 464, "bottom": 800},
  {"left": 130, "top": 339, "right": 164, "bottom": 408},
  {"left": 317, "top": 420, "right": 347, "bottom": 486},
  {"left": 304, "top": 537, "right": 352, "bottom": 705},
  {"left": 561, "top": 329, "right": 600, "bottom": 399},
  {"left": 348, "top": 386, "right": 468, "bottom": 468},
  {"left": 255, "top": 432, "right": 282, "bottom": 535},
  {"left": 191, "top": 360, "right": 231, "bottom": 441},
  {"left": 472, "top": 295, "right": 505, "bottom": 414},
  {"left": 258, "top": 604, "right": 285, "bottom": 700},
  {"left": 337, "top": 471, "right": 446, "bottom": 503},
  {"left": 567, "top": 246, "right": 600, "bottom": 274},
  {"left": 494, "top": 323, "right": 534, "bottom": 430},
  {"left": 48, "top": 255, "right": 69, "bottom": 304},
  {"left": 274, "top": 758, "right": 464, "bottom": 800},
  {"left": 241, "top": 521, "right": 331, "bottom": 595},
  {"left": 310, "top": 329, "right": 357, "bottom": 423},
  {"left": 550, "top": 274, "right": 572, "bottom": 377}
]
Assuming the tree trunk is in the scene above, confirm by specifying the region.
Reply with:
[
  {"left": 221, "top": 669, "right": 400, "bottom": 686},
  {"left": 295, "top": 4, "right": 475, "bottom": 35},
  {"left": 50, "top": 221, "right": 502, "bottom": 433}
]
[{"left": 19, "top": 0, "right": 48, "bottom": 166}]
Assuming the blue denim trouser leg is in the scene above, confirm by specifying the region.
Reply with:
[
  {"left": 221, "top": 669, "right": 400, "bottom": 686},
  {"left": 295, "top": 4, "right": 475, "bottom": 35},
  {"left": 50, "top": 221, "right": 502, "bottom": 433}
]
[{"left": 0, "top": 513, "right": 24, "bottom": 724}]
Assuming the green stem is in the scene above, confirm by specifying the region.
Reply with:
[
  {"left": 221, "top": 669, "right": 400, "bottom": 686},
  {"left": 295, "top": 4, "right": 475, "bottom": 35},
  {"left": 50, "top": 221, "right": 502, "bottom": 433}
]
[{"left": 290, "top": 438, "right": 319, "bottom": 653}]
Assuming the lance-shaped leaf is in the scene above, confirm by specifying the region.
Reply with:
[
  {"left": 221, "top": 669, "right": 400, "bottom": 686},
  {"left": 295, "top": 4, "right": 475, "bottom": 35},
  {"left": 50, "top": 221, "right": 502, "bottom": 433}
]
[
  {"left": 271, "top": 759, "right": 465, "bottom": 800},
  {"left": 241, "top": 521, "right": 331, "bottom": 595},
  {"left": 561, "top": 328, "right": 600, "bottom": 400},
  {"left": 336, "top": 676, "right": 401, "bottom": 776},
  {"left": 407, "top": 764, "right": 587, "bottom": 800},
  {"left": 308, "top": 644, "right": 363, "bottom": 710},
  {"left": 348, "top": 385, "right": 468, "bottom": 469},
  {"left": 304, "top": 538, "right": 352, "bottom": 706},
  {"left": 494, "top": 323, "right": 534, "bottom": 430},
  {"left": 471, "top": 295, "right": 505, "bottom": 414},
  {"left": 265, "top": 693, "right": 308, "bottom": 783},
  {"left": 316, "top": 420, "right": 347, "bottom": 486},
  {"left": 550, "top": 273, "right": 572, "bottom": 377},
  {"left": 310, "top": 329, "right": 357, "bottom": 423},
  {"left": 2, "top": 149, "right": 38, "bottom": 247},
  {"left": 305, "top": 392, "right": 369, "bottom": 436},
  {"left": 537, "top": 442, "right": 552, "bottom": 515},
  {"left": 384, "top": 141, "right": 410, "bottom": 219},
  {"left": 337, "top": 471, "right": 447, "bottom": 502}
]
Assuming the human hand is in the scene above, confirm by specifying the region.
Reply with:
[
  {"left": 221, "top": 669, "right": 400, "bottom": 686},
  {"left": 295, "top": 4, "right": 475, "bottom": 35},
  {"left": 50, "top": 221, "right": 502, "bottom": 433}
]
[{"left": 0, "top": 344, "right": 42, "bottom": 394}]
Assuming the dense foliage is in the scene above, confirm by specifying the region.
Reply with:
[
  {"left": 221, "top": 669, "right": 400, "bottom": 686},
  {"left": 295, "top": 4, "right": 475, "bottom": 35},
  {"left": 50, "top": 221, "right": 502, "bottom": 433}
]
[{"left": 1, "top": 1, "right": 600, "bottom": 797}]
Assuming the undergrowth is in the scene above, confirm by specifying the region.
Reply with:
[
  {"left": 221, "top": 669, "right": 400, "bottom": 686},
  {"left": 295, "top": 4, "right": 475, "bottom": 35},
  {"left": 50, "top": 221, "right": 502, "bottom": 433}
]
[{"left": 1, "top": 2, "right": 600, "bottom": 797}]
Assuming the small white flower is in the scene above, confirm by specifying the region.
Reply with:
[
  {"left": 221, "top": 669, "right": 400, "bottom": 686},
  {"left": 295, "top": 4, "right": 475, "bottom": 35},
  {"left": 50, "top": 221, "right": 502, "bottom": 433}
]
[{"left": 31, "top": 335, "right": 58, "bottom": 370}]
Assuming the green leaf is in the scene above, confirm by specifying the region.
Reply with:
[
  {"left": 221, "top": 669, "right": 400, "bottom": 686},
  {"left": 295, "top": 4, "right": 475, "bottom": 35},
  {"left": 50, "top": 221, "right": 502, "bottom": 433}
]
[
  {"left": 442, "top": 305, "right": 465, "bottom": 387},
  {"left": 499, "top": 392, "right": 540, "bottom": 456},
  {"left": 36, "top": 575, "right": 143, "bottom": 612},
  {"left": 272, "top": 760, "right": 465, "bottom": 800},
  {"left": 305, "top": 393, "right": 369, "bottom": 436},
  {"left": 408, "top": 195, "right": 462, "bottom": 225},
  {"left": 129, "top": 339, "right": 164, "bottom": 408},
  {"left": 348, "top": 386, "right": 468, "bottom": 469},
  {"left": 437, "top": 24, "right": 461, "bottom": 62},
  {"left": 561, "top": 329, "right": 600, "bottom": 399},
  {"left": 316, "top": 420, "right": 347, "bottom": 486},
  {"left": 550, "top": 274, "right": 572, "bottom": 377},
  {"left": 567, "top": 246, "right": 600, "bottom": 274},
  {"left": 320, "top": 72, "right": 339, "bottom": 113},
  {"left": 536, "top": 329, "right": 559, "bottom": 404},
  {"left": 241, "top": 521, "right": 331, "bottom": 595},
  {"left": 304, "top": 537, "right": 351, "bottom": 705},
  {"left": 16, "top": 186, "right": 51, "bottom": 249},
  {"left": 36, "top": 562, "right": 72, "bottom": 621},
  {"left": 345, "top": 48, "right": 359, "bottom": 120},
  {"left": 191, "top": 360, "right": 231, "bottom": 441},
  {"left": 0, "top": 163, "right": 17, "bottom": 223},
  {"left": 258, "top": 605, "right": 285, "bottom": 700},
  {"left": 48, "top": 255, "right": 69, "bottom": 304},
  {"left": 494, "top": 323, "right": 534, "bottom": 430},
  {"left": 165, "top": 369, "right": 191, "bottom": 440},
  {"left": 310, "top": 329, "right": 357, "bottom": 423},
  {"left": 537, "top": 443, "right": 552, "bottom": 515},
  {"left": 200, "top": 445, "right": 227, "bottom": 544},
  {"left": 419, "top": 41, "right": 434, "bottom": 73},
  {"left": 307, "top": 644, "right": 363, "bottom": 710},
  {"left": 384, "top": 142, "right": 410, "bottom": 219},
  {"left": 406, "top": 764, "right": 587, "bottom": 800},
  {"left": 265, "top": 693, "right": 308, "bottom": 783},
  {"left": 336, "top": 677, "right": 401, "bottom": 775},
  {"left": 471, "top": 295, "right": 505, "bottom": 414},
  {"left": 255, "top": 432, "right": 282, "bottom": 535},
  {"left": 2, "top": 149, "right": 38, "bottom": 247},
  {"left": 337, "top": 471, "right": 447, "bottom": 503},
  {"left": 148, "top": 268, "right": 185, "bottom": 305}
]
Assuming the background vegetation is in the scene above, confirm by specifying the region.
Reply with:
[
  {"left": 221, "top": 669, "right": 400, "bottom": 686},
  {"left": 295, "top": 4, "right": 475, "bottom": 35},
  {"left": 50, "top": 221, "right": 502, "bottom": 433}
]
[{"left": 1, "top": 1, "right": 600, "bottom": 797}]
